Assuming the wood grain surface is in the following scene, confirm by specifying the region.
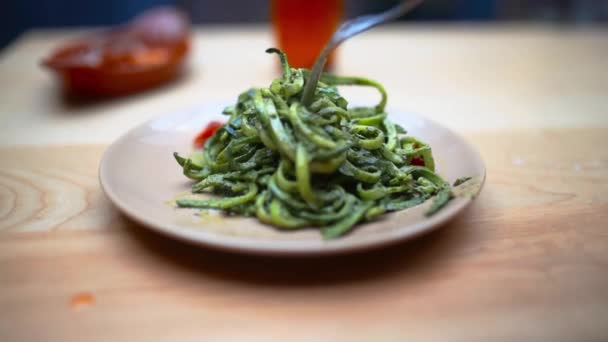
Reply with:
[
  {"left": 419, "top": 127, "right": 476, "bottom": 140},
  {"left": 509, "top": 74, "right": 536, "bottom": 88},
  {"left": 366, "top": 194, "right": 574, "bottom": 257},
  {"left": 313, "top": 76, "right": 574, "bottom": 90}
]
[{"left": 1, "top": 25, "right": 608, "bottom": 341}]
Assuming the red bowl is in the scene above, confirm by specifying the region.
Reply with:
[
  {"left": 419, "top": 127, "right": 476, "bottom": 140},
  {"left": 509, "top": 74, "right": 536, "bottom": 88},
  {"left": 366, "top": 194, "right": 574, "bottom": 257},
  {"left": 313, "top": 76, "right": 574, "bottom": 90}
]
[{"left": 42, "top": 7, "right": 191, "bottom": 97}]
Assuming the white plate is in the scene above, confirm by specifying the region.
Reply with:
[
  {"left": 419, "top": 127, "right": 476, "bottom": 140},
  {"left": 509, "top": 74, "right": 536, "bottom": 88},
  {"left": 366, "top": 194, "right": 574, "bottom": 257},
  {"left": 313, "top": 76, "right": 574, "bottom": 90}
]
[{"left": 99, "top": 102, "right": 485, "bottom": 255}]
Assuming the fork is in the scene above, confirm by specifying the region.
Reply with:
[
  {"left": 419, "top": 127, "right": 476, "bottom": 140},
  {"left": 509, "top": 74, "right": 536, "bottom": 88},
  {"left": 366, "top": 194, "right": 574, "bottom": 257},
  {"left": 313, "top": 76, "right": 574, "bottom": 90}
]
[{"left": 301, "top": 0, "right": 424, "bottom": 106}]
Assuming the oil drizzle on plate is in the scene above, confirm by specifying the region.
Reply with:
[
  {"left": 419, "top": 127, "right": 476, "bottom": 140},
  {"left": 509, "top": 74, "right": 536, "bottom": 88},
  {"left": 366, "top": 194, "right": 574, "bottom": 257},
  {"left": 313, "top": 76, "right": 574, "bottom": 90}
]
[{"left": 452, "top": 176, "right": 482, "bottom": 199}]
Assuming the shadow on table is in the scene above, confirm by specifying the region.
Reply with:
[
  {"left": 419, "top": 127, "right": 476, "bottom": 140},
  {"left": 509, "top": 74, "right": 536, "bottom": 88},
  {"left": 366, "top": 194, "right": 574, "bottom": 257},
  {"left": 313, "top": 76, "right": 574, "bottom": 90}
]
[
  {"left": 121, "top": 203, "right": 478, "bottom": 287},
  {"left": 43, "top": 66, "right": 193, "bottom": 114}
]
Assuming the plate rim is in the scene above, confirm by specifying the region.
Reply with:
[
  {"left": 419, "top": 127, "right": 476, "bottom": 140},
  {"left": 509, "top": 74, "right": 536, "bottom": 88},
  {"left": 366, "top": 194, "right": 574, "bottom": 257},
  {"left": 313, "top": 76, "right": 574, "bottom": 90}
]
[{"left": 99, "top": 107, "right": 486, "bottom": 256}]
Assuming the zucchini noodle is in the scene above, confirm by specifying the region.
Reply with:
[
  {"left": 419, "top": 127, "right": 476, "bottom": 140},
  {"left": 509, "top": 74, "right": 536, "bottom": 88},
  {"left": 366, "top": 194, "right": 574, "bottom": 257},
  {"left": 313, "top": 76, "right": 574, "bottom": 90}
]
[{"left": 174, "top": 48, "right": 452, "bottom": 239}]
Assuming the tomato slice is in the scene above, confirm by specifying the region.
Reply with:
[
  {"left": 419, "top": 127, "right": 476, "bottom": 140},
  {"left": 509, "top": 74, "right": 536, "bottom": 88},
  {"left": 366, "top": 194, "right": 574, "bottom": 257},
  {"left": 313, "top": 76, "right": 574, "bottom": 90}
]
[
  {"left": 410, "top": 156, "right": 426, "bottom": 167},
  {"left": 42, "top": 7, "right": 190, "bottom": 96},
  {"left": 194, "top": 121, "right": 224, "bottom": 148}
]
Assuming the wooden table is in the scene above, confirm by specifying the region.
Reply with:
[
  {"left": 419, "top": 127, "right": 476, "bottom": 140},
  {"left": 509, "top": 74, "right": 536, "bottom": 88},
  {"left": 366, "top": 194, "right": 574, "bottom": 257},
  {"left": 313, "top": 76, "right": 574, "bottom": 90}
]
[{"left": 1, "top": 25, "right": 607, "bottom": 341}]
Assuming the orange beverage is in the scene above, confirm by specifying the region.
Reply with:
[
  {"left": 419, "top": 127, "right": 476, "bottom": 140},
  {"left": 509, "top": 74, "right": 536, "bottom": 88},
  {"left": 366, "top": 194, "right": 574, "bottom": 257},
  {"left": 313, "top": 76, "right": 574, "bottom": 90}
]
[{"left": 271, "top": 0, "right": 343, "bottom": 69}]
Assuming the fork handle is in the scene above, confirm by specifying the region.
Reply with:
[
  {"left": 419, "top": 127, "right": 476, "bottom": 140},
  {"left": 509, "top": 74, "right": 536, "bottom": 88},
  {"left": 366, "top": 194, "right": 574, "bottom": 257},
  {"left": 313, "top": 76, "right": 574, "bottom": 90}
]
[{"left": 301, "top": 0, "right": 423, "bottom": 107}]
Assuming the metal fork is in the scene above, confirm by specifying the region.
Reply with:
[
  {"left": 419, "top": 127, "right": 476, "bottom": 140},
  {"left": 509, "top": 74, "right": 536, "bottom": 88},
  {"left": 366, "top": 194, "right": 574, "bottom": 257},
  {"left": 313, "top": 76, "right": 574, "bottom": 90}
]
[{"left": 301, "top": 0, "right": 424, "bottom": 106}]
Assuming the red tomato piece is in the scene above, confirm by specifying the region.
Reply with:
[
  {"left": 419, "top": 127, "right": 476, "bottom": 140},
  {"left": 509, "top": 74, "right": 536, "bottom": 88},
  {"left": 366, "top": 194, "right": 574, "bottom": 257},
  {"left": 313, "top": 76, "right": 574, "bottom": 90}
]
[
  {"left": 410, "top": 156, "right": 426, "bottom": 167},
  {"left": 194, "top": 121, "right": 224, "bottom": 148}
]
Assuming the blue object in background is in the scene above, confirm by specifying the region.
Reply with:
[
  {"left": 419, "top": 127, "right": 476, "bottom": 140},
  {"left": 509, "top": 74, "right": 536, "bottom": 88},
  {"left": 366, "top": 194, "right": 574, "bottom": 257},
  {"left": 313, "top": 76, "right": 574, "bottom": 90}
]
[
  {"left": 0, "top": 0, "right": 501, "bottom": 50},
  {"left": 3, "top": 0, "right": 605, "bottom": 51},
  {"left": 1, "top": 0, "right": 174, "bottom": 49}
]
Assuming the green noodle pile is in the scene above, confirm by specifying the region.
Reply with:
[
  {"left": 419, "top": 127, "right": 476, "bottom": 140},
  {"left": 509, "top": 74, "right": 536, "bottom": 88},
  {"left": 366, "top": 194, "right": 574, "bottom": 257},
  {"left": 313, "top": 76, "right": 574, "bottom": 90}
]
[{"left": 174, "top": 48, "right": 452, "bottom": 239}]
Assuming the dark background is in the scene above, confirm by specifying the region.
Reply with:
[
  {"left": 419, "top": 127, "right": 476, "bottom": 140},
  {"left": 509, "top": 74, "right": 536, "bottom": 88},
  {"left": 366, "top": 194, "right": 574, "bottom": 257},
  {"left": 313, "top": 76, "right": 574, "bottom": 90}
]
[{"left": 2, "top": 0, "right": 608, "bottom": 50}]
